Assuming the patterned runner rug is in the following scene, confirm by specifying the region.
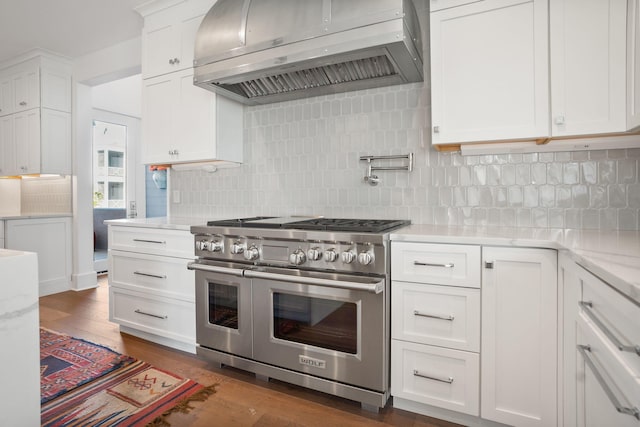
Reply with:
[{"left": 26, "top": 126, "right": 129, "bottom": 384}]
[{"left": 40, "top": 329, "right": 216, "bottom": 426}]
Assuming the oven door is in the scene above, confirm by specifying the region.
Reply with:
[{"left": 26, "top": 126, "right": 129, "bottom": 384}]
[
  {"left": 246, "top": 267, "right": 387, "bottom": 392},
  {"left": 189, "top": 260, "right": 252, "bottom": 358}
]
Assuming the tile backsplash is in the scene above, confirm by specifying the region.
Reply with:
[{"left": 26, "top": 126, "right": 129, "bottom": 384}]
[
  {"left": 169, "top": 83, "right": 640, "bottom": 230},
  {"left": 20, "top": 176, "right": 73, "bottom": 215}
]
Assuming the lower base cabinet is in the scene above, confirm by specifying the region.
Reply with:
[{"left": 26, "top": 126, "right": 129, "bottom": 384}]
[
  {"left": 5, "top": 216, "right": 72, "bottom": 296},
  {"left": 560, "top": 252, "right": 640, "bottom": 427},
  {"left": 391, "top": 243, "right": 557, "bottom": 427},
  {"left": 108, "top": 225, "right": 195, "bottom": 353}
]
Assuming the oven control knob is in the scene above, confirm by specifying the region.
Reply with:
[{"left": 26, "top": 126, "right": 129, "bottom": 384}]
[
  {"left": 244, "top": 245, "right": 259, "bottom": 261},
  {"left": 289, "top": 249, "right": 307, "bottom": 265},
  {"left": 341, "top": 250, "right": 356, "bottom": 264},
  {"left": 230, "top": 242, "right": 245, "bottom": 255},
  {"left": 208, "top": 240, "right": 223, "bottom": 252},
  {"left": 307, "top": 247, "right": 322, "bottom": 261},
  {"left": 196, "top": 240, "right": 208, "bottom": 251},
  {"left": 358, "top": 251, "right": 374, "bottom": 265},
  {"left": 324, "top": 249, "right": 338, "bottom": 262}
]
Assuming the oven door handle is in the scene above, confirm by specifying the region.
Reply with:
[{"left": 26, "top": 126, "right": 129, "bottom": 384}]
[
  {"left": 187, "top": 262, "right": 245, "bottom": 277},
  {"left": 244, "top": 270, "right": 384, "bottom": 294}
]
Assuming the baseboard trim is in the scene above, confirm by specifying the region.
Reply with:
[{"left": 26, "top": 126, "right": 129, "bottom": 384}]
[{"left": 71, "top": 271, "right": 98, "bottom": 291}]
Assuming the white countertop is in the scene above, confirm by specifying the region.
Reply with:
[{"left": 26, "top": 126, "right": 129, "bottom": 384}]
[
  {"left": 391, "top": 225, "right": 640, "bottom": 305},
  {"left": 104, "top": 216, "right": 207, "bottom": 231},
  {"left": 104, "top": 217, "right": 640, "bottom": 304},
  {"left": 0, "top": 213, "right": 72, "bottom": 220}
]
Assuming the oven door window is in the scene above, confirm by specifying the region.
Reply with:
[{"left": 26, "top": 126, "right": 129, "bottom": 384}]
[
  {"left": 208, "top": 282, "right": 239, "bottom": 329},
  {"left": 272, "top": 293, "right": 357, "bottom": 354}
]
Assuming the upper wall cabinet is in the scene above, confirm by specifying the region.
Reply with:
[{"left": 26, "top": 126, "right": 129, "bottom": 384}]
[
  {"left": 431, "top": 0, "right": 640, "bottom": 146},
  {"left": 0, "top": 55, "right": 72, "bottom": 175},
  {"left": 550, "top": 0, "right": 626, "bottom": 137},
  {"left": 140, "top": 0, "right": 211, "bottom": 79},
  {"left": 430, "top": 0, "right": 550, "bottom": 145},
  {"left": 137, "top": 0, "right": 244, "bottom": 166},
  {"left": 629, "top": 0, "right": 640, "bottom": 131}
]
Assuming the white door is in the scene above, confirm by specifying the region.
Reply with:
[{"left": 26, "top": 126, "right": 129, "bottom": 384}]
[
  {"left": 430, "top": 0, "right": 549, "bottom": 145},
  {"left": 550, "top": 0, "right": 626, "bottom": 136},
  {"left": 481, "top": 247, "right": 558, "bottom": 427}
]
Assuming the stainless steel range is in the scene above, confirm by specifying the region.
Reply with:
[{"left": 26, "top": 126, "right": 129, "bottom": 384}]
[{"left": 188, "top": 217, "right": 409, "bottom": 411}]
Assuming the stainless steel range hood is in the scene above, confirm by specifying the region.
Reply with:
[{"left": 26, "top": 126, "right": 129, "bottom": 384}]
[{"left": 193, "top": 0, "right": 423, "bottom": 105}]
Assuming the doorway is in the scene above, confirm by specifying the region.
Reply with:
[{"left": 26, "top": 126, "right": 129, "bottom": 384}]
[{"left": 92, "top": 119, "right": 128, "bottom": 273}]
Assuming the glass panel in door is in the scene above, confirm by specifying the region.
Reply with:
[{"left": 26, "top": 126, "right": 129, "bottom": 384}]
[
  {"left": 208, "top": 282, "right": 239, "bottom": 329},
  {"left": 272, "top": 293, "right": 357, "bottom": 354}
]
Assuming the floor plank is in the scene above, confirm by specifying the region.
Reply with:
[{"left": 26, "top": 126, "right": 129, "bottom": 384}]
[{"left": 39, "top": 276, "right": 463, "bottom": 427}]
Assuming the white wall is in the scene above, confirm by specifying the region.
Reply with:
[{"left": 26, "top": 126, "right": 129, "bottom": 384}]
[
  {"left": 92, "top": 74, "right": 142, "bottom": 118},
  {"left": 72, "top": 36, "right": 142, "bottom": 291}
]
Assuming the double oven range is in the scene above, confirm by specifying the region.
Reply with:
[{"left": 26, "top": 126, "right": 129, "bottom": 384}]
[{"left": 189, "top": 217, "right": 409, "bottom": 410}]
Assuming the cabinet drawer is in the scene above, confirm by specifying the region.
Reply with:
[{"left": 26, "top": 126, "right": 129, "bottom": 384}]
[
  {"left": 392, "top": 281, "right": 480, "bottom": 352},
  {"left": 577, "top": 315, "right": 640, "bottom": 422},
  {"left": 109, "top": 287, "right": 195, "bottom": 345},
  {"left": 109, "top": 250, "right": 194, "bottom": 301},
  {"left": 109, "top": 226, "right": 193, "bottom": 258},
  {"left": 391, "top": 340, "right": 480, "bottom": 416},
  {"left": 581, "top": 268, "right": 640, "bottom": 377},
  {"left": 391, "top": 242, "right": 480, "bottom": 287}
]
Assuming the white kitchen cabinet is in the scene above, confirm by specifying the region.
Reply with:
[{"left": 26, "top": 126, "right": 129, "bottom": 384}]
[
  {"left": 142, "top": 68, "right": 243, "bottom": 165},
  {"left": 141, "top": 1, "right": 206, "bottom": 79},
  {"left": 0, "top": 55, "right": 71, "bottom": 175},
  {"left": 5, "top": 216, "right": 72, "bottom": 296},
  {"left": 481, "top": 246, "right": 557, "bottom": 427},
  {"left": 2, "top": 108, "right": 71, "bottom": 176},
  {"left": 629, "top": 0, "right": 640, "bottom": 131},
  {"left": 391, "top": 241, "right": 482, "bottom": 420},
  {"left": 108, "top": 225, "right": 196, "bottom": 353},
  {"left": 0, "top": 220, "right": 4, "bottom": 248},
  {"left": 0, "top": 114, "right": 14, "bottom": 176},
  {"left": 430, "top": 0, "right": 549, "bottom": 145},
  {"left": 550, "top": 0, "right": 627, "bottom": 137},
  {"left": 560, "top": 253, "right": 640, "bottom": 427}
]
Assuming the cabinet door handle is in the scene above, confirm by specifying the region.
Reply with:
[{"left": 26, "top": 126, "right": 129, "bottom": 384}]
[
  {"left": 134, "top": 309, "right": 168, "bottom": 320},
  {"left": 414, "top": 261, "right": 454, "bottom": 268},
  {"left": 579, "top": 301, "right": 640, "bottom": 357},
  {"left": 133, "top": 271, "right": 167, "bottom": 279},
  {"left": 433, "top": 125, "right": 440, "bottom": 134},
  {"left": 132, "top": 238, "right": 166, "bottom": 244},
  {"left": 413, "top": 310, "right": 454, "bottom": 321},
  {"left": 413, "top": 370, "right": 453, "bottom": 384},
  {"left": 577, "top": 345, "right": 640, "bottom": 420},
  {"left": 19, "top": 101, "right": 27, "bottom": 106}
]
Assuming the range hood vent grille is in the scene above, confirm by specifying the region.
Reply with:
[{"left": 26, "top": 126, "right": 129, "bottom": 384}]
[
  {"left": 194, "top": 0, "right": 423, "bottom": 105},
  {"left": 225, "top": 55, "right": 396, "bottom": 100}
]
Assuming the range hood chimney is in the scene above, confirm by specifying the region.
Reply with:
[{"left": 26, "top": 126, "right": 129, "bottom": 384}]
[{"left": 193, "top": 0, "right": 423, "bottom": 105}]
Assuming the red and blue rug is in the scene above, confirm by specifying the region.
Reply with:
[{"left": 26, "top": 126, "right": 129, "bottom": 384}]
[
  {"left": 40, "top": 329, "right": 216, "bottom": 426},
  {"left": 40, "top": 328, "right": 135, "bottom": 404}
]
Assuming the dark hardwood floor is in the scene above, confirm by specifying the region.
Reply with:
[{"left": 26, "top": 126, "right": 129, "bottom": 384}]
[{"left": 39, "top": 276, "right": 462, "bottom": 427}]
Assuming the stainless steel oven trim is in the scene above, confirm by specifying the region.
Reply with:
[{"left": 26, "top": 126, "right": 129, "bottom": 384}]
[
  {"left": 244, "top": 269, "right": 383, "bottom": 294},
  {"left": 188, "top": 261, "right": 244, "bottom": 276}
]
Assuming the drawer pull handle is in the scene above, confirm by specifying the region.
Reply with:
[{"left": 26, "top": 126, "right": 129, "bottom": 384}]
[
  {"left": 414, "top": 310, "right": 454, "bottom": 321},
  {"left": 133, "top": 271, "right": 167, "bottom": 279},
  {"left": 413, "top": 370, "right": 454, "bottom": 384},
  {"left": 413, "top": 261, "right": 454, "bottom": 268},
  {"left": 579, "top": 301, "right": 640, "bottom": 357},
  {"left": 578, "top": 345, "right": 640, "bottom": 420},
  {"left": 133, "top": 239, "right": 166, "bottom": 244},
  {"left": 134, "top": 309, "right": 168, "bottom": 320}
]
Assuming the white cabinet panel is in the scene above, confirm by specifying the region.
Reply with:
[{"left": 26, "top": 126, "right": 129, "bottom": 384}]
[
  {"left": 142, "top": 69, "right": 243, "bottom": 165},
  {"left": 430, "top": 0, "right": 549, "bottom": 145},
  {"left": 629, "top": 0, "right": 640, "bottom": 131},
  {"left": 0, "top": 115, "right": 14, "bottom": 175},
  {"left": 391, "top": 242, "right": 480, "bottom": 287},
  {"left": 109, "top": 225, "right": 194, "bottom": 258},
  {"left": 550, "top": 0, "right": 626, "bottom": 136},
  {"left": 391, "top": 340, "right": 480, "bottom": 416},
  {"left": 12, "top": 67, "right": 39, "bottom": 113},
  {"left": 392, "top": 281, "right": 480, "bottom": 352},
  {"left": 481, "top": 247, "right": 557, "bottom": 427},
  {"left": 5, "top": 217, "right": 72, "bottom": 296},
  {"left": 0, "top": 75, "right": 14, "bottom": 116},
  {"left": 14, "top": 108, "right": 40, "bottom": 175}
]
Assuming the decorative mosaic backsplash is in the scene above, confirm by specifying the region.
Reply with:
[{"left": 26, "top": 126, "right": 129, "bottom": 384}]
[{"left": 169, "top": 82, "right": 640, "bottom": 230}]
